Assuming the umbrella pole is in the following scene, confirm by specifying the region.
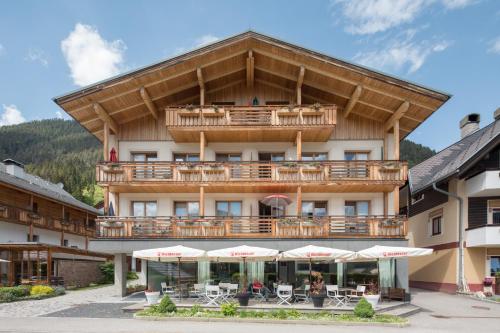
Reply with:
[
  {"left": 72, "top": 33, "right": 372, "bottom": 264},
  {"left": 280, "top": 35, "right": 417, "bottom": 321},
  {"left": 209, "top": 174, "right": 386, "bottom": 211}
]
[
  {"left": 243, "top": 257, "right": 247, "bottom": 293},
  {"left": 178, "top": 257, "right": 181, "bottom": 301},
  {"left": 377, "top": 258, "right": 381, "bottom": 296},
  {"left": 309, "top": 258, "right": 312, "bottom": 285}
]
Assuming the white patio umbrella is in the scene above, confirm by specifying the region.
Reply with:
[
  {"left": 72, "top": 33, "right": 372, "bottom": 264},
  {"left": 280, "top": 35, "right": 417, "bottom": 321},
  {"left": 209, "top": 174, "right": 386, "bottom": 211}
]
[
  {"left": 206, "top": 245, "right": 279, "bottom": 290},
  {"left": 133, "top": 245, "right": 206, "bottom": 300},
  {"left": 261, "top": 194, "right": 292, "bottom": 217},
  {"left": 0, "top": 259, "right": 10, "bottom": 263},
  {"left": 278, "top": 245, "right": 354, "bottom": 283}
]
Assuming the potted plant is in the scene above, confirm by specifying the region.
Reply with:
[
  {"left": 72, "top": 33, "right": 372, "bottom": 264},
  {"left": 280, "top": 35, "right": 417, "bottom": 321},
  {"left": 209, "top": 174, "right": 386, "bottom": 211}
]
[
  {"left": 310, "top": 271, "right": 325, "bottom": 308},
  {"left": 145, "top": 288, "right": 160, "bottom": 305},
  {"left": 236, "top": 291, "right": 250, "bottom": 306},
  {"left": 363, "top": 282, "right": 380, "bottom": 308},
  {"left": 483, "top": 277, "right": 494, "bottom": 296}
]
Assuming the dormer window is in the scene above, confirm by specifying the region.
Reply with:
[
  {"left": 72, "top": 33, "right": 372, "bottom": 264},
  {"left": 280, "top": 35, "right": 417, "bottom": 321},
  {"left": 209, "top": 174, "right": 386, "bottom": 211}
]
[{"left": 411, "top": 193, "right": 425, "bottom": 205}]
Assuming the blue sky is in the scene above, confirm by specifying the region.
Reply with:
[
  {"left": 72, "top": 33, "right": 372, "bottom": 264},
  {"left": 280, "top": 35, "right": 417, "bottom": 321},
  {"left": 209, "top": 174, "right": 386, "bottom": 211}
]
[{"left": 0, "top": 0, "right": 499, "bottom": 151}]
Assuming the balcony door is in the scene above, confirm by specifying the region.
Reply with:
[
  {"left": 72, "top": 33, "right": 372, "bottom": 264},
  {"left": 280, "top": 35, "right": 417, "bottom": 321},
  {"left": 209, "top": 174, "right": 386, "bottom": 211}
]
[
  {"left": 344, "top": 151, "right": 369, "bottom": 178},
  {"left": 131, "top": 153, "right": 158, "bottom": 179},
  {"left": 216, "top": 153, "right": 242, "bottom": 178},
  {"left": 216, "top": 201, "right": 242, "bottom": 218},
  {"left": 344, "top": 201, "right": 369, "bottom": 233},
  {"left": 302, "top": 152, "right": 328, "bottom": 161},
  {"left": 174, "top": 201, "right": 199, "bottom": 219},
  {"left": 301, "top": 201, "right": 328, "bottom": 218},
  {"left": 132, "top": 201, "right": 157, "bottom": 217},
  {"left": 173, "top": 153, "right": 200, "bottom": 162}
]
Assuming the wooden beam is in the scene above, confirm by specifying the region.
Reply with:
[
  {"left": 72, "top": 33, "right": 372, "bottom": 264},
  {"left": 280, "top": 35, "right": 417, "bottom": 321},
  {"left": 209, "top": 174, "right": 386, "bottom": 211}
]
[
  {"left": 197, "top": 67, "right": 205, "bottom": 105},
  {"left": 393, "top": 119, "right": 400, "bottom": 160},
  {"left": 199, "top": 186, "right": 205, "bottom": 217},
  {"left": 296, "top": 131, "right": 302, "bottom": 160},
  {"left": 296, "top": 66, "right": 305, "bottom": 105},
  {"left": 343, "top": 85, "right": 363, "bottom": 118},
  {"left": 200, "top": 131, "right": 206, "bottom": 161},
  {"left": 103, "top": 187, "right": 109, "bottom": 215},
  {"left": 246, "top": 50, "right": 254, "bottom": 88},
  {"left": 46, "top": 248, "right": 52, "bottom": 284},
  {"left": 383, "top": 192, "right": 388, "bottom": 216},
  {"left": 393, "top": 186, "right": 400, "bottom": 215},
  {"left": 93, "top": 103, "right": 118, "bottom": 134},
  {"left": 385, "top": 101, "right": 410, "bottom": 131},
  {"left": 103, "top": 121, "right": 109, "bottom": 161},
  {"left": 296, "top": 186, "right": 302, "bottom": 216},
  {"left": 139, "top": 87, "right": 159, "bottom": 120}
]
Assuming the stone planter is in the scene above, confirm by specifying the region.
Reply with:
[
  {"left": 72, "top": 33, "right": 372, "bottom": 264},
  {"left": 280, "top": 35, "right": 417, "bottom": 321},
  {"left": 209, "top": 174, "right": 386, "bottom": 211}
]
[
  {"left": 311, "top": 295, "right": 325, "bottom": 308},
  {"left": 237, "top": 293, "right": 250, "bottom": 306},
  {"left": 145, "top": 291, "right": 161, "bottom": 305},
  {"left": 364, "top": 294, "right": 380, "bottom": 308}
]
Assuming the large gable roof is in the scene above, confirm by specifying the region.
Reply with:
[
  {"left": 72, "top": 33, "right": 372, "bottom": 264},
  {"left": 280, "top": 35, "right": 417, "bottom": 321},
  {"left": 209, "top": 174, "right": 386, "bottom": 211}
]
[
  {"left": 409, "top": 119, "right": 500, "bottom": 194},
  {"left": 54, "top": 31, "right": 450, "bottom": 141}
]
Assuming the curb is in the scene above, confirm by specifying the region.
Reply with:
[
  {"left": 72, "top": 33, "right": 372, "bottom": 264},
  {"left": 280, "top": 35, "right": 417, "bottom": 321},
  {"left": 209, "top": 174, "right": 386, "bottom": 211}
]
[{"left": 134, "top": 314, "right": 410, "bottom": 328}]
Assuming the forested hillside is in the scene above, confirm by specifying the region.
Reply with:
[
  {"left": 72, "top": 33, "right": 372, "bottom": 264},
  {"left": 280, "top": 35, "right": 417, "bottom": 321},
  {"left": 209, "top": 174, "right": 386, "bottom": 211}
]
[
  {"left": 0, "top": 119, "right": 102, "bottom": 206},
  {"left": 0, "top": 119, "right": 436, "bottom": 207}
]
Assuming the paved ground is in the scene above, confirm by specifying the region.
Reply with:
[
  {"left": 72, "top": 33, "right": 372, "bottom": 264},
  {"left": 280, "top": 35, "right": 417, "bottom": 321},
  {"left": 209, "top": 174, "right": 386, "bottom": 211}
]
[{"left": 0, "top": 287, "right": 498, "bottom": 332}]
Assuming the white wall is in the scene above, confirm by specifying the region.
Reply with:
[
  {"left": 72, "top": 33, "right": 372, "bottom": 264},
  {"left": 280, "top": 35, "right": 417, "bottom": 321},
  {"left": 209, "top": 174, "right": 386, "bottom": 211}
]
[
  {"left": 118, "top": 192, "right": 384, "bottom": 216},
  {"left": 0, "top": 221, "right": 29, "bottom": 242},
  {"left": 118, "top": 140, "right": 384, "bottom": 161}
]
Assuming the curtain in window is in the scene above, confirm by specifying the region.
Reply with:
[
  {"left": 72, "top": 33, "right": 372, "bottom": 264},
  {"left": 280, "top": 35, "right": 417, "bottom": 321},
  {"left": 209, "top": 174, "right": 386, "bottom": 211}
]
[
  {"left": 379, "top": 259, "right": 395, "bottom": 288},
  {"left": 337, "top": 262, "right": 344, "bottom": 287},
  {"left": 239, "top": 261, "right": 265, "bottom": 287},
  {"left": 197, "top": 260, "right": 210, "bottom": 284}
]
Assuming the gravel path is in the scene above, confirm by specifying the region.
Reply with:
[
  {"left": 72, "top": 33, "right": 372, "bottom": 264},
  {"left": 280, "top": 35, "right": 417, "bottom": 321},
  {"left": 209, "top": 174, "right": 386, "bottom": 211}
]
[{"left": 0, "top": 285, "right": 122, "bottom": 317}]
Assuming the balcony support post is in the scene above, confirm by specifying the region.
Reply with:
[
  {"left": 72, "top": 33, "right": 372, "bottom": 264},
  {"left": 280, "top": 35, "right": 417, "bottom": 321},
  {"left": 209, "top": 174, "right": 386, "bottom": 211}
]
[
  {"left": 46, "top": 248, "right": 52, "bottom": 284},
  {"left": 383, "top": 192, "right": 388, "bottom": 216},
  {"left": 103, "top": 121, "right": 109, "bottom": 161},
  {"left": 197, "top": 68, "right": 205, "bottom": 105},
  {"left": 246, "top": 50, "right": 254, "bottom": 88},
  {"left": 296, "top": 186, "right": 302, "bottom": 216},
  {"left": 104, "top": 187, "right": 109, "bottom": 215},
  {"left": 296, "top": 131, "right": 302, "bottom": 160},
  {"left": 393, "top": 119, "right": 400, "bottom": 160},
  {"left": 199, "top": 186, "right": 205, "bottom": 217},
  {"left": 296, "top": 66, "right": 305, "bottom": 105},
  {"left": 200, "top": 131, "right": 206, "bottom": 161}
]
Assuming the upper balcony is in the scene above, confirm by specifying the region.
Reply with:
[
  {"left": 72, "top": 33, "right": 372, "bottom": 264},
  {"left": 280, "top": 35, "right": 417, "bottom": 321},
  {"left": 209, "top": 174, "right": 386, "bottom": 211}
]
[
  {"left": 165, "top": 104, "right": 337, "bottom": 142},
  {"left": 96, "top": 160, "right": 408, "bottom": 193}
]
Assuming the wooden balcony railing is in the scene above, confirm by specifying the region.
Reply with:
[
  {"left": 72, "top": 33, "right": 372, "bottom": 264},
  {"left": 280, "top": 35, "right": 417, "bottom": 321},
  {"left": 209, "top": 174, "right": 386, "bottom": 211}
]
[
  {"left": 0, "top": 204, "right": 95, "bottom": 237},
  {"left": 96, "top": 215, "right": 407, "bottom": 239},
  {"left": 165, "top": 105, "right": 337, "bottom": 128},
  {"left": 96, "top": 160, "right": 408, "bottom": 184}
]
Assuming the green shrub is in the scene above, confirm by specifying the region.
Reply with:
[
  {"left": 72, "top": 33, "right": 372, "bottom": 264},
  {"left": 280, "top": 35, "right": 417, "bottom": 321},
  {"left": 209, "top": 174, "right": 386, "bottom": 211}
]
[
  {"left": 127, "top": 271, "right": 139, "bottom": 280},
  {"left": 154, "top": 295, "right": 177, "bottom": 313},
  {"left": 270, "top": 309, "right": 288, "bottom": 320},
  {"left": 220, "top": 302, "right": 238, "bottom": 316},
  {"left": 99, "top": 261, "right": 114, "bottom": 284},
  {"left": 0, "top": 291, "right": 16, "bottom": 303},
  {"left": 190, "top": 304, "right": 202, "bottom": 315},
  {"left": 30, "top": 285, "right": 54, "bottom": 296},
  {"left": 0, "top": 285, "right": 30, "bottom": 298},
  {"left": 286, "top": 309, "right": 301, "bottom": 319},
  {"left": 354, "top": 298, "right": 375, "bottom": 318}
]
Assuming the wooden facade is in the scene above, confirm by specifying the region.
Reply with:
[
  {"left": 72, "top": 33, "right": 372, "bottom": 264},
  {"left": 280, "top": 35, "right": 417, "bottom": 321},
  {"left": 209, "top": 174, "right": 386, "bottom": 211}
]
[{"left": 53, "top": 31, "right": 450, "bottom": 242}]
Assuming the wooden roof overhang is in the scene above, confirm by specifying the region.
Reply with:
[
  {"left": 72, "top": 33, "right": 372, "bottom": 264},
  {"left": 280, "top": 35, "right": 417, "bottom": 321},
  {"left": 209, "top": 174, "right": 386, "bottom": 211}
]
[
  {"left": 53, "top": 31, "right": 451, "bottom": 142},
  {"left": 0, "top": 242, "right": 112, "bottom": 259}
]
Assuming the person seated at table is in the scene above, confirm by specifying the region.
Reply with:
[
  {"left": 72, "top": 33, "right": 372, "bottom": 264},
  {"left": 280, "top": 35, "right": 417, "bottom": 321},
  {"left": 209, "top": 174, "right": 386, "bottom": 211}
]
[{"left": 252, "top": 278, "right": 272, "bottom": 301}]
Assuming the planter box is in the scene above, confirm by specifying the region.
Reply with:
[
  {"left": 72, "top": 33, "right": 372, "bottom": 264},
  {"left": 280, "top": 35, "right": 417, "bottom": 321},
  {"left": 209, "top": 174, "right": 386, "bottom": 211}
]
[
  {"left": 311, "top": 295, "right": 325, "bottom": 308},
  {"left": 202, "top": 108, "right": 225, "bottom": 117},
  {"left": 364, "top": 294, "right": 380, "bottom": 308},
  {"left": 145, "top": 291, "right": 161, "bottom": 305},
  {"left": 103, "top": 166, "right": 124, "bottom": 174}
]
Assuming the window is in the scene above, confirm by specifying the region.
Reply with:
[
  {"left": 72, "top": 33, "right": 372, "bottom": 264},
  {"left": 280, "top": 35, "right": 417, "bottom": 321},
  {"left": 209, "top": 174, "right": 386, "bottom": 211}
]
[
  {"left": 492, "top": 209, "right": 500, "bottom": 225},
  {"left": 258, "top": 153, "right": 285, "bottom": 162},
  {"left": 411, "top": 193, "right": 425, "bottom": 205},
  {"left": 431, "top": 216, "right": 442, "bottom": 236},
  {"left": 216, "top": 201, "right": 242, "bottom": 217},
  {"left": 488, "top": 200, "right": 500, "bottom": 225},
  {"left": 132, "top": 201, "right": 157, "bottom": 217},
  {"left": 491, "top": 256, "right": 500, "bottom": 277},
  {"left": 131, "top": 152, "right": 158, "bottom": 162},
  {"left": 174, "top": 202, "right": 199, "bottom": 217},
  {"left": 345, "top": 201, "right": 369, "bottom": 216},
  {"left": 173, "top": 153, "right": 199, "bottom": 162},
  {"left": 215, "top": 153, "right": 242, "bottom": 162},
  {"left": 32, "top": 202, "right": 38, "bottom": 213},
  {"left": 302, "top": 153, "right": 328, "bottom": 161},
  {"left": 301, "top": 201, "right": 328, "bottom": 217},
  {"left": 344, "top": 152, "right": 369, "bottom": 161},
  {"left": 63, "top": 239, "right": 69, "bottom": 247},
  {"left": 64, "top": 211, "right": 70, "bottom": 222},
  {"left": 27, "top": 234, "right": 39, "bottom": 242}
]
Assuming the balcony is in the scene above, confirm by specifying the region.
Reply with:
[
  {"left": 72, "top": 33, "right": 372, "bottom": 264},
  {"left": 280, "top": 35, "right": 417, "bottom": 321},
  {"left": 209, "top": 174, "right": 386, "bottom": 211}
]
[
  {"left": 465, "top": 170, "right": 500, "bottom": 197},
  {"left": 96, "top": 160, "right": 408, "bottom": 193},
  {"left": 0, "top": 204, "right": 95, "bottom": 237},
  {"left": 165, "top": 105, "right": 336, "bottom": 142},
  {"left": 466, "top": 224, "right": 500, "bottom": 247},
  {"left": 96, "top": 215, "right": 407, "bottom": 239}
]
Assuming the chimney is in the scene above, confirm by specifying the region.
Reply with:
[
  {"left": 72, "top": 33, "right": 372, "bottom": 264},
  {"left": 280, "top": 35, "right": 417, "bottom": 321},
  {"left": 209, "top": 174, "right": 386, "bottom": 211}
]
[
  {"left": 494, "top": 108, "right": 500, "bottom": 121},
  {"left": 3, "top": 159, "right": 25, "bottom": 178},
  {"left": 460, "top": 113, "right": 480, "bottom": 138}
]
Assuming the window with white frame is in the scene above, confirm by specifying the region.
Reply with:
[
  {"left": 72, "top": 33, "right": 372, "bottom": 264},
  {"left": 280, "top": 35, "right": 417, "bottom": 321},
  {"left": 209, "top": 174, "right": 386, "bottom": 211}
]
[
  {"left": 428, "top": 209, "right": 443, "bottom": 236},
  {"left": 411, "top": 193, "right": 425, "bottom": 205},
  {"left": 488, "top": 200, "right": 500, "bottom": 225}
]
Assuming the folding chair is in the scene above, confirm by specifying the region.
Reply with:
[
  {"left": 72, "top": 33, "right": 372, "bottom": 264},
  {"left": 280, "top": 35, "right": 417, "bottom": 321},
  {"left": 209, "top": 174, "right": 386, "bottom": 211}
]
[
  {"left": 161, "top": 282, "right": 175, "bottom": 297},
  {"left": 277, "top": 285, "right": 293, "bottom": 305},
  {"left": 326, "top": 285, "right": 346, "bottom": 307},
  {"left": 294, "top": 285, "right": 310, "bottom": 303},
  {"left": 348, "top": 285, "right": 366, "bottom": 304},
  {"left": 224, "top": 284, "right": 239, "bottom": 302},
  {"left": 252, "top": 286, "right": 266, "bottom": 302},
  {"left": 205, "top": 285, "right": 222, "bottom": 306},
  {"left": 191, "top": 283, "right": 208, "bottom": 303}
]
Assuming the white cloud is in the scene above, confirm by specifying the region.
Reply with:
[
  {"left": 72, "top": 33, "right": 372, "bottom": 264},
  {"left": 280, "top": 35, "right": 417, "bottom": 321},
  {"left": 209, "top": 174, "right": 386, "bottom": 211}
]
[
  {"left": 353, "top": 30, "right": 451, "bottom": 73},
  {"left": 0, "top": 104, "right": 26, "bottom": 126},
  {"left": 55, "top": 111, "right": 64, "bottom": 119},
  {"left": 194, "top": 34, "right": 220, "bottom": 47},
  {"left": 488, "top": 37, "right": 500, "bottom": 54},
  {"left": 25, "top": 48, "right": 48, "bottom": 67},
  {"left": 331, "top": 0, "right": 479, "bottom": 34},
  {"left": 0, "top": 44, "right": 4, "bottom": 56},
  {"left": 61, "top": 23, "right": 126, "bottom": 86}
]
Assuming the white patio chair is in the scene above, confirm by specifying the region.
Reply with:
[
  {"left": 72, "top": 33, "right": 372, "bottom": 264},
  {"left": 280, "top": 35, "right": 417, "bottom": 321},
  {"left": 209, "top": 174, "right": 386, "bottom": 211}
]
[
  {"left": 205, "top": 285, "right": 222, "bottom": 306},
  {"left": 161, "top": 282, "right": 175, "bottom": 297},
  {"left": 251, "top": 285, "right": 266, "bottom": 302},
  {"left": 348, "top": 285, "right": 366, "bottom": 304},
  {"left": 326, "top": 285, "right": 346, "bottom": 307},
  {"left": 224, "top": 284, "right": 239, "bottom": 302},
  {"left": 294, "top": 284, "right": 310, "bottom": 303},
  {"left": 192, "top": 283, "right": 208, "bottom": 303},
  {"left": 277, "top": 285, "right": 293, "bottom": 305}
]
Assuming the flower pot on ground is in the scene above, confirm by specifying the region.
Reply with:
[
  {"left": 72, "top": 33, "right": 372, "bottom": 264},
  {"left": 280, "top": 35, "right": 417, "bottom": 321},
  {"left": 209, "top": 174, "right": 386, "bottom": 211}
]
[
  {"left": 145, "top": 289, "right": 160, "bottom": 305},
  {"left": 311, "top": 294, "right": 326, "bottom": 308},
  {"left": 364, "top": 294, "right": 380, "bottom": 308},
  {"left": 236, "top": 293, "right": 250, "bottom": 306}
]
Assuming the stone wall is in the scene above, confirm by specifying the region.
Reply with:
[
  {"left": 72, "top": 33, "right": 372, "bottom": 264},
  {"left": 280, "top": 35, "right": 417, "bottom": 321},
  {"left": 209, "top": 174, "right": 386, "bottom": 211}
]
[{"left": 57, "top": 260, "right": 103, "bottom": 287}]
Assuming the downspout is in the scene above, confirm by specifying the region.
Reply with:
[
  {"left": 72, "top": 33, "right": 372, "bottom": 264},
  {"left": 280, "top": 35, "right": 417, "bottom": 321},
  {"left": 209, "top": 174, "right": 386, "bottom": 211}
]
[{"left": 432, "top": 182, "right": 466, "bottom": 293}]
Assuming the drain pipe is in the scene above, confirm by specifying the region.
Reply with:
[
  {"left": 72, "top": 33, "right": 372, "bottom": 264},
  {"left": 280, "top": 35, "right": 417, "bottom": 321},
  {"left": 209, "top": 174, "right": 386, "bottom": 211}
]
[{"left": 432, "top": 182, "right": 467, "bottom": 293}]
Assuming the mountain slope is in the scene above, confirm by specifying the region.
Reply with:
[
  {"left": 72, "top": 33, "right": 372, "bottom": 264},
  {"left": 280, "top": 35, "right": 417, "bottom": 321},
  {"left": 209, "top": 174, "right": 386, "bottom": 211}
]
[{"left": 0, "top": 119, "right": 102, "bottom": 205}]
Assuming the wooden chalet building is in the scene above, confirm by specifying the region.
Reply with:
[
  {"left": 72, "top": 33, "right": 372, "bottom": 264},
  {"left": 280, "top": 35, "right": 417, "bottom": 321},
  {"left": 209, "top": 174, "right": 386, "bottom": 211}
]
[
  {"left": 53, "top": 31, "right": 450, "bottom": 296},
  {"left": 0, "top": 159, "right": 110, "bottom": 287}
]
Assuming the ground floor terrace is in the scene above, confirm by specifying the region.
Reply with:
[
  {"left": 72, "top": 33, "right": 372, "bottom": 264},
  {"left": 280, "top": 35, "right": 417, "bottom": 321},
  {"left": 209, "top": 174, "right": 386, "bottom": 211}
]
[
  {"left": 91, "top": 238, "right": 409, "bottom": 297},
  {"left": 0, "top": 242, "right": 111, "bottom": 287}
]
